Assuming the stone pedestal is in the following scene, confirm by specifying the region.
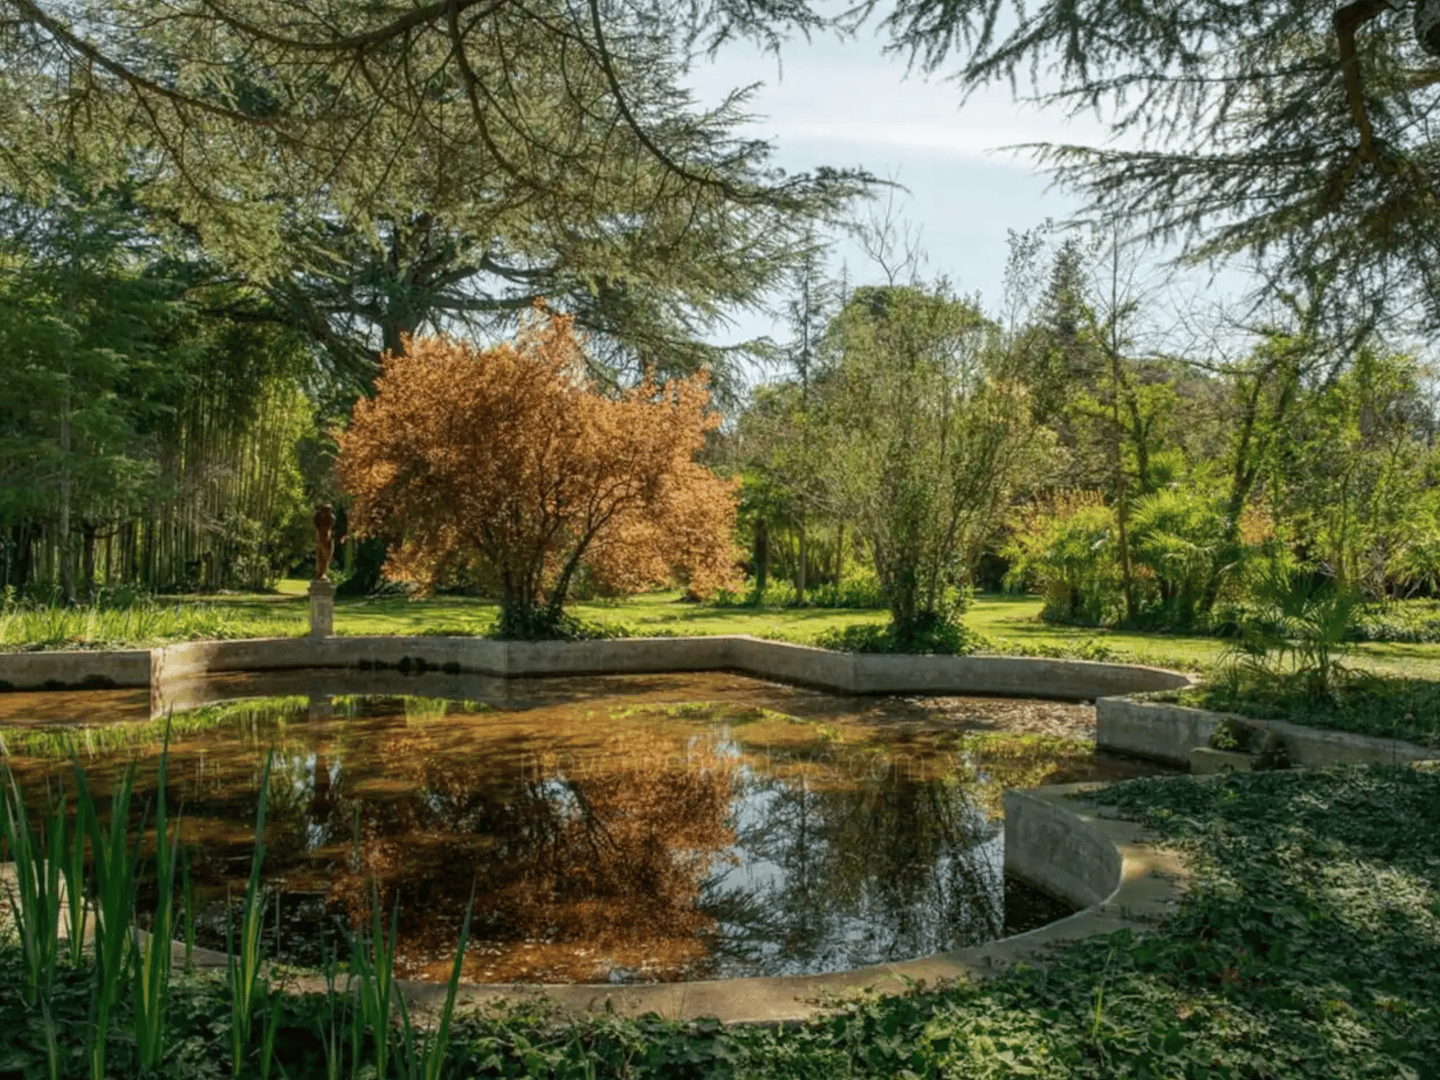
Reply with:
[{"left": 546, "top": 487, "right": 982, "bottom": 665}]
[{"left": 308, "top": 578, "right": 336, "bottom": 639}]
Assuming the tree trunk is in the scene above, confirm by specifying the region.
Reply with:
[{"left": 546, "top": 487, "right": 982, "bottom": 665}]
[
  {"left": 753, "top": 517, "right": 769, "bottom": 595},
  {"left": 81, "top": 522, "right": 98, "bottom": 602},
  {"left": 1115, "top": 475, "right": 1139, "bottom": 625},
  {"left": 796, "top": 517, "right": 808, "bottom": 604},
  {"left": 336, "top": 537, "right": 387, "bottom": 597},
  {"left": 1109, "top": 345, "right": 1139, "bottom": 624}
]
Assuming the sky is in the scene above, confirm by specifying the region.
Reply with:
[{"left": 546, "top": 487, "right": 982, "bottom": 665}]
[{"left": 679, "top": 29, "right": 1256, "bottom": 368}]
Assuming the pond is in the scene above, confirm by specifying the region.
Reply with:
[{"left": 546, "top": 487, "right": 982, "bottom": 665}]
[{"left": 0, "top": 671, "right": 1162, "bottom": 984}]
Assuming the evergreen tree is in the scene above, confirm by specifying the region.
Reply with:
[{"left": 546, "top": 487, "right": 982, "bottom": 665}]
[
  {"left": 1, "top": 1, "right": 875, "bottom": 392},
  {"left": 0, "top": 179, "right": 316, "bottom": 596},
  {"left": 880, "top": 0, "right": 1440, "bottom": 339}
]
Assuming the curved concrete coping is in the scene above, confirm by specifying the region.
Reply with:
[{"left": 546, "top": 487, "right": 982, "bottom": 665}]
[
  {"left": 1096, "top": 695, "right": 1440, "bottom": 768},
  {"left": 0, "top": 634, "right": 1194, "bottom": 712},
  {"left": 74, "top": 783, "right": 1186, "bottom": 1026}
]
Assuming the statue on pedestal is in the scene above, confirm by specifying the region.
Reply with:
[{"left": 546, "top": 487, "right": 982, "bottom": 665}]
[{"left": 313, "top": 504, "right": 335, "bottom": 582}]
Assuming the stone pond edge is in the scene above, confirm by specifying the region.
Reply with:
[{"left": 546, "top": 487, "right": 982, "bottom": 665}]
[
  {"left": 10, "top": 637, "right": 1379, "bottom": 1024},
  {"left": 1, "top": 633, "right": 1194, "bottom": 704},
  {"left": 1095, "top": 695, "right": 1440, "bottom": 768}
]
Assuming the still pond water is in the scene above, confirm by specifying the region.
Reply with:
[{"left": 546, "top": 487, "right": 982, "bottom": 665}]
[{"left": 0, "top": 671, "right": 1161, "bottom": 983}]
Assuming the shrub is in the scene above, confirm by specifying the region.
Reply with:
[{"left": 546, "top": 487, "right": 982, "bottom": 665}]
[
  {"left": 482, "top": 609, "right": 632, "bottom": 642},
  {"left": 815, "top": 612, "right": 990, "bottom": 655},
  {"left": 712, "top": 570, "right": 889, "bottom": 609},
  {"left": 1003, "top": 492, "right": 1122, "bottom": 624},
  {"left": 335, "top": 312, "right": 741, "bottom": 640},
  {"left": 1128, "top": 487, "right": 1230, "bottom": 628},
  {"left": 1351, "top": 600, "right": 1440, "bottom": 643},
  {"left": 1221, "top": 565, "right": 1363, "bottom": 704}
]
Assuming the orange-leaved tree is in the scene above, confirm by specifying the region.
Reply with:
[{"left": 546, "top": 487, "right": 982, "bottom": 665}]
[{"left": 334, "top": 311, "right": 740, "bottom": 638}]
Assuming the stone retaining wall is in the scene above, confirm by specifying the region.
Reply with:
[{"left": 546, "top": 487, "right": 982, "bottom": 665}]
[
  {"left": 0, "top": 649, "right": 151, "bottom": 691},
  {"left": 1096, "top": 695, "right": 1439, "bottom": 767},
  {"left": 1004, "top": 786, "right": 1123, "bottom": 909},
  {"left": 3, "top": 635, "right": 1193, "bottom": 707}
]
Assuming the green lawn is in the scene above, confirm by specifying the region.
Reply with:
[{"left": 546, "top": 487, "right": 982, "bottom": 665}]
[
  {"left": 198, "top": 584, "right": 1440, "bottom": 680},
  {"left": 7, "top": 583, "right": 1440, "bottom": 682}
]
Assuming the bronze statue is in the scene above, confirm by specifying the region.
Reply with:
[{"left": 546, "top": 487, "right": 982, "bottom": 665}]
[{"left": 313, "top": 504, "right": 335, "bottom": 581}]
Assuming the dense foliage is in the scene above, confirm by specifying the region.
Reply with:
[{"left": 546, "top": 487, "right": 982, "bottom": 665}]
[
  {"left": 0, "top": 182, "right": 315, "bottom": 600},
  {"left": 878, "top": 0, "right": 1440, "bottom": 342},
  {"left": 0, "top": 1, "right": 874, "bottom": 397},
  {"left": 732, "top": 225, "right": 1440, "bottom": 666},
  {"left": 335, "top": 312, "right": 740, "bottom": 638}
]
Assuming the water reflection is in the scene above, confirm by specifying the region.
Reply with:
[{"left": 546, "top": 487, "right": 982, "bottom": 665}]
[
  {"left": 0, "top": 674, "right": 1130, "bottom": 983},
  {"left": 712, "top": 769, "right": 1003, "bottom": 977}
]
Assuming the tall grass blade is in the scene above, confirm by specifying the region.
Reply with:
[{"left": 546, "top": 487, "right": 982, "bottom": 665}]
[
  {"left": 259, "top": 987, "right": 285, "bottom": 1080},
  {"left": 39, "top": 999, "right": 60, "bottom": 1080},
  {"left": 64, "top": 787, "right": 88, "bottom": 968},
  {"left": 133, "top": 734, "right": 180, "bottom": 1070},
  {"left": 351, "top": 889, "right": 401, "bottom": 1080},
  {"left": 396, "top": 882, "right": 476, "bottom": 1080},
  {"left": 75, "top": 760, "right": 138, "bottom": 1080},
  {"left": 317, "top": 941, "right": 348, "bottom": 1080},
  {"left": 0, "top": 766, "right": 65, "bottom": 1005},
  {"left": 228, "top": 750, "right": 275, "bottom": 1078}
]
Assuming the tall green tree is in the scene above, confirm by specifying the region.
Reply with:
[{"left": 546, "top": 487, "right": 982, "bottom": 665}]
[
  {"left": 0, "top": 180, "right": 317, "bottom": 596},
  {"left": 881, "top": 0, "right": 1440, "bottom": 340},
  {"left": 0, "top": 183, "right": 187, "bottom": 600},
  {"left": 816, "top": 282, "right": 1047, "bottom": 644},
  {"left": 1267, "top": 345, "right": 1439, "bottom": 594},
  {"left": 1, "top": 1, "right": 875, "bottom": 395}
]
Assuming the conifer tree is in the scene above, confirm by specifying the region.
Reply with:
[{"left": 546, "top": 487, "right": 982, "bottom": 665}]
[
  {"left": 1, "top": 0, "right": 874, "bottom": 391},
  {"left": 880, "top": 0, "right": 1440, "bottom": 338}
]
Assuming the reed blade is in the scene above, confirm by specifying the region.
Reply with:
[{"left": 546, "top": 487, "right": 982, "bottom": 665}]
[{"left": 228, "top": 749, "right": 274, "bottom": 1078}]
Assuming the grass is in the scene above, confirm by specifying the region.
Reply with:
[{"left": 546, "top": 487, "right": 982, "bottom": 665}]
[
  {"left": 5, "top": 755, "right": 1440, "bottom": 1078},
  {"left": 0, "top": 697, "right": 306, "bottom": 759},
  {"left": 0, "top": 583, "right": 1238, "bottom": 664},
  {"left": 12, "top": 583, "right": 1440, "bottom": 683},
  {"left": 0, "top": 598, "right": 311, "bottom": 650}
]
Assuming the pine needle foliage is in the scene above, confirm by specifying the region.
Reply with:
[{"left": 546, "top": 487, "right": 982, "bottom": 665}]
[
  {"left": 879, "top": 0, "right": 1440, "bottom": 339},
  {"left": 0, "top": 0, "right": 877, "bottom": 396}
]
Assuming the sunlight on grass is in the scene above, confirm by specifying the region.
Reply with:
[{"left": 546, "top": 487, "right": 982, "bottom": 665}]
[
  {"left": 6, "top": 583, "right": 1440, "bottom": 681},
  {"left": 0, "top": 601, "right": 306, "bottom": 650}
]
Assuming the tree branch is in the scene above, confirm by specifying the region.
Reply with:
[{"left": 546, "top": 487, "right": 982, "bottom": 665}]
[
  {"left": 1333, "top": 0, "right": 1392, "bottom": 160},
  {"left": 10, "top": 0, "right": 284, "bottom": 129},
  {"left": 195, "top": 0, "right": 503, "bottom": 57}
]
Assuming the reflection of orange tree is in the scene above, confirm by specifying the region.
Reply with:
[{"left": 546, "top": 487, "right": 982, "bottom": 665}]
[{"left": 326, "top": 731, "right": 738, "bottom": 982}]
